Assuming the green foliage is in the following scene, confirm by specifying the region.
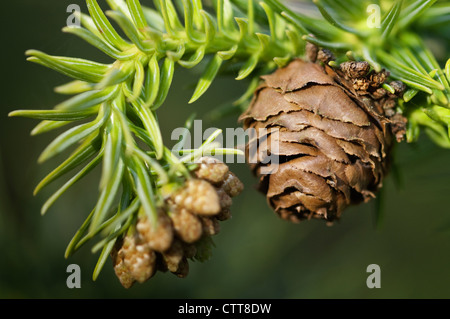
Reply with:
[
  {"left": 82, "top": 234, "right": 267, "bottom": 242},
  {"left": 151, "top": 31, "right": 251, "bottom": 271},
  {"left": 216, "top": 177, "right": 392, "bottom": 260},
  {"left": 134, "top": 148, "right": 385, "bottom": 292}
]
[{"left": 8, "top": 0, "right": 450, "bottom": 279}]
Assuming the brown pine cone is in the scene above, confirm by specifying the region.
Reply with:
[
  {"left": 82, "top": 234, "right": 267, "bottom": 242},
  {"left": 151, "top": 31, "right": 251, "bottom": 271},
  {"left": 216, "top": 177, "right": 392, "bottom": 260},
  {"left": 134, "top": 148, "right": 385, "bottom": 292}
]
[{"left": 240, "top": 57, "right": 406, "bottom": 223}]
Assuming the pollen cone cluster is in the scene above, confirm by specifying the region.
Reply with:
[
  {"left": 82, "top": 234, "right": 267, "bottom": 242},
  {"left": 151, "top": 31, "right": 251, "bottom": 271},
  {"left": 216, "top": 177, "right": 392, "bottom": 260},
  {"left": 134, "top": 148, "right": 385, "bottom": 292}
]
[
  {"left": 240, "top": 54, "right": 406, "bottom": 224},
  {"left": 111, "top": 158, "right": 243, "bottom": 288}
]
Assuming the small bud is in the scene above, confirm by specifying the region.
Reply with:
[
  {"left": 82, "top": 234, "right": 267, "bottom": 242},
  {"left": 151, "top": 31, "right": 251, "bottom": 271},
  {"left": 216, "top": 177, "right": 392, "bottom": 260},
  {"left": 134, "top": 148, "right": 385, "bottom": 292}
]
[
  {"left": 340, "top": 61, "right": 370, "bottom": 79},
  {"left": 137, "top": 213, "right": 173, "bottom": 252},
  {"left": 370, "top": 69, "right": 389, "bottom": 87},
  {"left": 216, "top": 188, "right": 232, "bottom": 210},
  {"left": 383, "top": 98, "right": 396, "bottom": 110},
  {"left": 390, "top": 113, "right": 407, "bottom": 142},
  {"left": 317, "top": 49, "right": 335, "bottom": 65},
  {"left": 161, "top": 240, "right": 184, "bottom": 273},
  {"left": 122, "top": 235, "right": 156, "bottom": 284},
  {"left": 113, "top": 258, "right": 135, "bottom": 289},
  {"left": 221, "top": 172, "right": 244, "bottom": 197},
  {"left": 111, "top": 242, "right": 135, "bottom": 289},
  {"left": 172, "top": 179, "right": 221, "bottom": 215},
  {"left": 171, "top": 207, "right": 203, "bottom": 243},
  {"left": 112, "top": 234, "right": 156, "bottom": 287},
  {"left": 182, "top": 243, "right": 197, "bottom": 259},
  {"left": 389, "top": 80, "right": 407, "bottom": 97},
  {"left": 201, "top": 216, "right": 221, "bottom": 236},
  {"left": 127, "top": 248, "right": 156, "bottom": 284},
  {"left": 216, "top": 208, "right": 232, "bottom": 221},
  {"left": 372, "top": 87, "right": 387, "bottom": 99},
  {"left": 194, "top": 162, "right": 229, "bottom": 184},
  {"left": 173, "top": 258, "right": 189, "bottom": 278},
  {"left": 353, "top": 78, "right": 370, "bottom": 91}
]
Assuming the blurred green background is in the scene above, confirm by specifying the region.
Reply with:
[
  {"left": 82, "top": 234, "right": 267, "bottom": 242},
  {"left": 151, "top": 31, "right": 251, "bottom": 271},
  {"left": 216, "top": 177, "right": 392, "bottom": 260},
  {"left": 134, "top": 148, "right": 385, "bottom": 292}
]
[{"left": 1, "top": 0, "right": 450, "bottom": 299}]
